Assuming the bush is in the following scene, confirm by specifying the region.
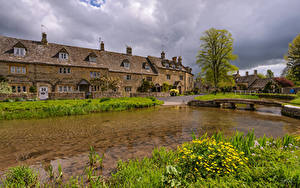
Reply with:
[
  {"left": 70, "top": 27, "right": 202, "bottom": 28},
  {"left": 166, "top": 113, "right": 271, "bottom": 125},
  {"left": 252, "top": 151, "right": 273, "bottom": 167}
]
[
  {"left": 170, "top": 89, "right": 179, "bottom": 96},
  {"left": 297, "top": 91, "right": 300, "bottom": 97},
  {"left": 15, "top": 97, "right": 25, "bottom": 102},
  {"left": 99, "top": 97, "right": 111, "bottom": 103},
  {"left": 3, "top": 166, "right": 38, "bottom": 187},
  {"left": 177, "top": 137, "right": 248, "bottom": 180},
  {"left": 29, "top": 86, "right": 37, "bottom": 93}
]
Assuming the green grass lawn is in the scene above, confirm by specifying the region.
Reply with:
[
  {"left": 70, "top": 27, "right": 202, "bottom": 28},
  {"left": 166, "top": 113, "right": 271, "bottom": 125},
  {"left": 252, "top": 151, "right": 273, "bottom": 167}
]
[
  {"left": 195, "top": 93, "right": 259, "bottom": 101},
  {"left": 3, "top": 131, "right": 299, "bottom": 187},
  {"left": 0, "top": 97, "right": 163, "bottom": 120},
  {"left": 288, "top": 97, "right": 300, "bottom": 107}
]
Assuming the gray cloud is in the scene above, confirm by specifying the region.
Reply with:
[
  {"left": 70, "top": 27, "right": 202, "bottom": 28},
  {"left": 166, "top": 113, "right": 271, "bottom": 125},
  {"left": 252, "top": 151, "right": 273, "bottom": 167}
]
[{"left": 0, "top": 0, "right": 299, "bottom": 75}]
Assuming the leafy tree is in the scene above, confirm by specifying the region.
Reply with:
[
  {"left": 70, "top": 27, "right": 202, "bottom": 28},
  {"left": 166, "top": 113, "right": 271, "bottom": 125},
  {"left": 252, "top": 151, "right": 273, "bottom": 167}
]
[
  {"left": 266, "top": 69, "right": 274, "bottom": 78},
  {"left": 196, "top": 28, "right": 238, "bottom": 88},
  {"left": 0, "top": 81, "right": 12, "bottom": 94},
  {"left": 257, "top": 73, "right": 266, "bottom": 79},
  {"left": 137, "top": 79, "right": 154, "bottom": 92},
  {"left": 285, "top": 33, "right": 300, "bottom": 83},
  {"left": 90, "top": 76, "right": 121, "bottom": 92}
]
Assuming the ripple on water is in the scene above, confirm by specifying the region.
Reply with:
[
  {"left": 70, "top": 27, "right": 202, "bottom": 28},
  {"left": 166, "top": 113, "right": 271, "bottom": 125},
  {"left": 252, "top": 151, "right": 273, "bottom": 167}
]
[{"left": 0, "top": 105, "right": 299, "bottom": 180}]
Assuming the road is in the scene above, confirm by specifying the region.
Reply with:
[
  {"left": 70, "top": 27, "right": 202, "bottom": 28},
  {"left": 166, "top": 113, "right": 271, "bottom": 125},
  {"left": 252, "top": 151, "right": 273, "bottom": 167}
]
[{"left": 157, "top": 95, "right": 202, "bottom": 105}]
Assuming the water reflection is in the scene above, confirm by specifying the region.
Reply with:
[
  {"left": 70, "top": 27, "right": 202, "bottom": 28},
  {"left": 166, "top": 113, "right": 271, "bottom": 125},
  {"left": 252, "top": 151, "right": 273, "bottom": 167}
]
[{"left": 0, "top": 105, "right": 299, "bottom": 178}]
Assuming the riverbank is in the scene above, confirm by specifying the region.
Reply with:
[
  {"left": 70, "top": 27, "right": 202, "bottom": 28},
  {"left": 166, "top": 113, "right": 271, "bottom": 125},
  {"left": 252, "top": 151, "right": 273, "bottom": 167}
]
[
  {"left": 195, "top": 93, "right": 259, "bottom": 101},
  {"left": 2, "top": 131, "right": 299, "bottom": 187},
  {"left": 0, "top": 97, "right": 163, "bottom": 120}
]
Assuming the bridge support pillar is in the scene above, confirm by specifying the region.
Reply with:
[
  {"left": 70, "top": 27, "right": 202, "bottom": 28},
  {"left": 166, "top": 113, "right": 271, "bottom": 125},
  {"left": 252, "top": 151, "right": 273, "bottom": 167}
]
[{"left": 247, "top": 103, "right": 255, "bottom": 110}]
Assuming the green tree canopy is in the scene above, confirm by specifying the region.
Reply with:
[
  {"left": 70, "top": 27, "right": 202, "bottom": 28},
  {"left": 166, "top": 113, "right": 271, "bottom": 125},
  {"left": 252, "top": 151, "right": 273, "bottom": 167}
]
[
  {"left": 266, "top": 69, "right": 274, "bottom": 78},
  {"left": 285, "top": 33, "right": 300, "bottom": 83},
  {"left": 196, "top": 28, "right": 238, "bottom": 88}
]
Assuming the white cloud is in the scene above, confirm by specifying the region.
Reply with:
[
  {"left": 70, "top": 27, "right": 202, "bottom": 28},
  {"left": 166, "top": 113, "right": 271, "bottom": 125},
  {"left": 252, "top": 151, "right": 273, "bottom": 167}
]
[{"left": 239, "top": 59, "right": 286, "bottom": 77}]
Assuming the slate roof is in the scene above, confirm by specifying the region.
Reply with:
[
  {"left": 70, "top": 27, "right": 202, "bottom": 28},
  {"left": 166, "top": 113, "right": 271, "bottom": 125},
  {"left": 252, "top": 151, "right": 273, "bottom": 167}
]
[
  {"left": 235, "top": 75, "right": 258, "bottom": 86},
  {"left": 147, "top": 56, "right": 191, "bottom": 73},
  {"left": 0, "top": 35, "right": 193, "bottom": 76},
  {"left": 248, "top": 78, "right": 274, "bottom": 90}
]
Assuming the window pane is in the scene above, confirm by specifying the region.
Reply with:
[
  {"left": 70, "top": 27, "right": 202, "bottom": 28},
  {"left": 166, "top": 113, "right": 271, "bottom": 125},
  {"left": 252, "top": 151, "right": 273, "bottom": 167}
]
[
  {"left": 12, "top": 86, "right": 16, "bottom": 92},
  {"left": 67, "top": 68, "right": 70, "bottom": 73},
  {"left": 16, "top": 67, "right": 21, "bottom": 73},
  {"left": 11, "top": 66, "right": 15, "bottom": 73},
  {"left": 17, "top": 86, "right": 21, "bottom": 92},
  {"left": 22, "top": 67, "right": 26, "bottom": 74},
  {"left": 64, "top": 86, "right": 67, "bottom": 92},
  {"left": 64, "top": 68, "right": 66, "bottom": 73},
  {"left": 23, "top": 86, "right": 26, "bottom": 92}
]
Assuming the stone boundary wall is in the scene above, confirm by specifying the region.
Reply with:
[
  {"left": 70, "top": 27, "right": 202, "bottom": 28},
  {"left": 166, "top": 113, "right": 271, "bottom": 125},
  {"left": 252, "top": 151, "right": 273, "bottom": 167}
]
[
  {"left": 281, "top": 105, "right": 300, "bottom": 119},
  {"left": 49, "top": 92, "right": 85, "bottom": 100},
  {"left": 0, "top": 93, "right": 37, "bottom": 101},
  {"left": 187, "top": 100, "right": 220, "bottom": 107},
  {"left": 130, "top": 92, "right": 170, "bottom": 98},
  {"left": 92, "top": 92, "right": 123, "bottom": 99}
]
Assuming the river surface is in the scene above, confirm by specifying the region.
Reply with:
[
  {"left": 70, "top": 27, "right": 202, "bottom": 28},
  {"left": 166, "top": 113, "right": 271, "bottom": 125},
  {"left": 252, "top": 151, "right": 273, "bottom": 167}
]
[{"left": 0, "top": 105, "right": 299, "bottom": 180}]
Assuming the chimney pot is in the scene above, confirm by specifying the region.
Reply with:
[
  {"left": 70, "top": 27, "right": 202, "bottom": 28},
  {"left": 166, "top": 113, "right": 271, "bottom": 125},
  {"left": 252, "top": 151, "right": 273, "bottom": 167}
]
[
  {"left": 254, "top": 70, "right": 257, "bottom": 75},
  {"left": 172, "top": 56, "right": 177, "bottom": 62},
  {"left": 178, "top": 56, "right": 182, "bottom": 64},
  {"left": 41, "top": 32, "right": 48, "bottom": 45},
  {"left": 100, "top": 41, "right": 104, "bottom": 51},
  {"left": 161, "top": 51, "right": 165, "bottom": 59},
  {"left": 126, "top": 46, "right": 132, "bottom": 55},
  {"left": 246, "top": 71, "right": 249, "bottom": 76}
]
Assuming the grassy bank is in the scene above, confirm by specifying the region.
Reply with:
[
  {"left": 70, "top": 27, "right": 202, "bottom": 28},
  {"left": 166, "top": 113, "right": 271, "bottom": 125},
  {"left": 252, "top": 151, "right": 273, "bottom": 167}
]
[
  {"left": 251, "top": 93, "right": 297, "bottom": 100},
  {"left": 0, "top": 97, "right": 163, "bottom": 120},
  {"left": 195, "top": 93, "right": 259, "bottom": 101},
  {"left": 2, "top": 131, "right": 299, "bottom": 187},
  {"left": 288, "top": 97, "right": 300, "bottom": 107}
]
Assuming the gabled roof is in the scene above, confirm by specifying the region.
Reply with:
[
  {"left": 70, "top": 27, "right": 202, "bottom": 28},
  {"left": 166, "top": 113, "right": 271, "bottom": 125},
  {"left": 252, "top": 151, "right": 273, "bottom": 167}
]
[
  {"left": 273, "top": 77, "right": 294, "bottom": 87},
  {"left": 147, "top": 56, "right": 191, "bottom": 73},
  {"left": 13, "top": 41, "right": 27, "bottom": 50},
  {"left": 248, "top": 78, "right": 274, "bottom": 89},
  {"left": 235, "top": 75, "right": 258, "bottom": 86},
  {"left": 0, "top": 35, "right": 158, "bottom": 75}
]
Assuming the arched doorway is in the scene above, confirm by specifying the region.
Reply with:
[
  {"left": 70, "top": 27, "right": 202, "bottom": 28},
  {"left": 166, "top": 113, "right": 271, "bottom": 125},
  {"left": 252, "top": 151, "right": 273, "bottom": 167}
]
[
  {"left": 154, "top": 83, "right": 161, "bottom": 92},
  {"left": 78, "top": 79, "right": 90, "bottom": 98}
]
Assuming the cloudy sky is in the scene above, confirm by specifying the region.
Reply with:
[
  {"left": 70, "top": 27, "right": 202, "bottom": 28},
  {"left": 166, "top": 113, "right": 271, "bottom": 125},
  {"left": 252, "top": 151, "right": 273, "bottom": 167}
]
[{"left": 1, "top": 0, "right": 300, "bottom": 76}]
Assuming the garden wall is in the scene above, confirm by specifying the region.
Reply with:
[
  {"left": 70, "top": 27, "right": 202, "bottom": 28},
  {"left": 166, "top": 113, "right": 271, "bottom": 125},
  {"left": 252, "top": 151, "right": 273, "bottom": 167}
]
[
  {"left": 0, "top": 93, "right": 37, "bottom": 101},
  {"left": 92, "top": 92, "right": 123, "bottom": 98},
  {"left": 281, "top": 105, "right": 300, "bottom": 119},
  {"left": 130, "top": 92, "right": 170, "bottom": 98},
  {"left": 49, "top": 92, "right": 85, "bottom": 100}
]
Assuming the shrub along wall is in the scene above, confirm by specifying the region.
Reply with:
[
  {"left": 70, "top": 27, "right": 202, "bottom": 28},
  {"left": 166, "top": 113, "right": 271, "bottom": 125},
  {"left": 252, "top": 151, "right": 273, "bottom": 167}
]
[
  {"left": 130, "top": 92, "right": 170, "bottom": 98},
  {"left": 0, "top": 93, "right": 37, "bottom": 101},
  {"left": 92, "top": 91, "right": 123, "bottom": 99}
]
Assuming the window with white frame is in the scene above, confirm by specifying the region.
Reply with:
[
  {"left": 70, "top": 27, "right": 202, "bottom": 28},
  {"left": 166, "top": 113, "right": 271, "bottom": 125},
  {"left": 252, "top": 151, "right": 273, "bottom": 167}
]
[
  {"left": 59, "top": 67, "right": 71, "bottom": 74},
  {"left": 11, "top": 85, "right": 27, "bottom": 93},
  {"left": 14, "top": 47, "right": 26, "bottom": 56},
  {"left": 125, "top": 75, "right": 131, "bottom": 80},
  {"left": 10, "top": 66, "right": 26, "bottom": 74},
  {"left": 90, "top": 71, "right": 100, "bottom": 78},
  {"left": 89, "top": 56, "right": 96, "bottom": 62},
  {"left": 58, "top": 85, "right": 72, "bottom": 93},
  {"left": 125, "top": 86, "right": 132, "bottom": 92},
  {"left": 180, "top": 75, "right": 183, "bottom": 80},
  {"left": 124, "top": 62, "right": 130, "bottom": 68},
  {"left": 59, "top": 52, "right": 68, "bottom": 60}
]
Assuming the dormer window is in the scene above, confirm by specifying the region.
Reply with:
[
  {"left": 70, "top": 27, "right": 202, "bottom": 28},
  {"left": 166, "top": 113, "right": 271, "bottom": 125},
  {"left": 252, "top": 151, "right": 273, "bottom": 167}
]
[
  {"left": 166, "top": 64, "right": 169, "bottom": 68},
  {"left": 172, "top": 64, "right": 175, "bottom": 69},
  {"left": 89, "top": 56, "right": 96, "bottom": 62},
  {"left": 14, "top": 47, "right": 26, "bottom": 56},
  {"left": 59, "top": 53, "right": 68, "bottom": 60},
  {"left": 121, "top": 59, "right": 130, "bottom": 69},
  {"left": 87, "top": 52, "right": 97, "bottom": 62},
  {"left": 142, "top": 62, "right": 150, "bottom": 70}
]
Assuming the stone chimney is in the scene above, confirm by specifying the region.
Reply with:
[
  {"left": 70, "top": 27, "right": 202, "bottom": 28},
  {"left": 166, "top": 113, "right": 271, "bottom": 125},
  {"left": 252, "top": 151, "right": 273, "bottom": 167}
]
[
  {"left": 172, "top": 56, "right": 177, "bottom": 62},
  {"left": 254, "top": 70, "right": 257, "bottom": 75},
  {"left": 161, "top": 51, "right": 165, "bottom": 59},
  {"left": 237, "top": 70, "right": 239, "bottom": 75},
  {"left": 126, "top": 46, "right": 132, "bottom": 55},
  {"left": 178, "top": 56, "right": 182, "bottom": 64},
  {"left": 246, "top": 71, "right": 249, "bottom": 76},
  {"left": 41, "top": 32, "right": 48, "bottom": 45},
  {"left": 100, "top": 41, "right": 105, "bottom": 51}
]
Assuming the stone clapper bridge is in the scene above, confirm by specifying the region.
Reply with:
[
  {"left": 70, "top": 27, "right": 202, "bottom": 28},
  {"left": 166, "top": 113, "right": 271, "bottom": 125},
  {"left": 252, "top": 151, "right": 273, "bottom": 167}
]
[{"left": 188, "top": 98, "right": 283, "bottom": 110}]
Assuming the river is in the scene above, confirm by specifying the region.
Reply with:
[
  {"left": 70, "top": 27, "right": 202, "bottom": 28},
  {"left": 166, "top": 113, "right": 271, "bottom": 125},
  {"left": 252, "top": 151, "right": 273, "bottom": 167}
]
[{"left": 0, "top": 105, "right": 299, "bottom": 180}]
